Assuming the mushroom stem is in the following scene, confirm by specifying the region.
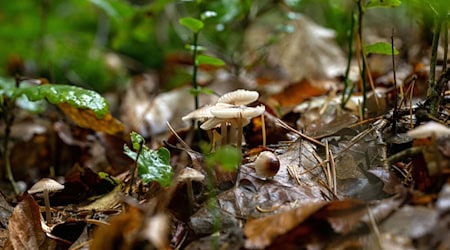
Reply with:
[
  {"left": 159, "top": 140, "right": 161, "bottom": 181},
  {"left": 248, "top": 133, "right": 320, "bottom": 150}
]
[
  {"left": 221, "top": 121, "right": 227, "bottom": 145},
  {"left": 186, "top": 180, "right": 195, "bottom": 215},
  {"left": 43, "top": 189, "right": 51, "bottom": 224},
  {"left": 237, "top": 119, "right": 243, "bottom": 153},
  {"left": 261, "top": 113, "right": 266, "bottom": 147}
]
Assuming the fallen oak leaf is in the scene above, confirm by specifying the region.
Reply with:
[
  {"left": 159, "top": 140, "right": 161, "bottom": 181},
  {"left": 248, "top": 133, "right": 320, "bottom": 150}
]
[{"left": 244, "top": 202, "right": 326, "bottom": 249}]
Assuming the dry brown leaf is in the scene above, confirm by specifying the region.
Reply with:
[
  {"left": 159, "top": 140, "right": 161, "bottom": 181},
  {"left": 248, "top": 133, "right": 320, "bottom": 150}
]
[
  {"left": 268, "top": 16, "right": 345, "bottom": 82},
  {"left": 58, "top": 103, "right": 124, "bottom": 135},
  {"left": 5, "top": 194, "right": 56, "bottom": 250},
  {"left": 244, "top": 202, "right": 326, "bottom": 249},
  {"left": 90, "top": 206, "right": 143, "bottom": 250},
  {"left": 270, "top": 79, "right": 327, "bottom": 107}
]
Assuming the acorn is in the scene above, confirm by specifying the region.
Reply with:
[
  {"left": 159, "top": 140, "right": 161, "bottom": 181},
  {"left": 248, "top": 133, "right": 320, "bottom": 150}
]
[{"left": 254, "top": 151, "right": 280, "bottom": 179}]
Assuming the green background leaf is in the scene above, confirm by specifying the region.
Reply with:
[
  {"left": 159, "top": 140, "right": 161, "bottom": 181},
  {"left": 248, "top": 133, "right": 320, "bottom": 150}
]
[
  {"left": 179, "top": 17, "right": 204, "bottom": 33},
  {"left": 365, "top": 42, "right": 399, "bottom": 56},
  {"left": 14, "top": 84, "right": 109, "bottom": 118},
  {"left": 365, "top": 0, "right": 402, "bottom": 8},
  {"left": 196, "top": 55, "right": 225, "bottom": 66},
  {"left": 206, "top": 145, "right": 241, "bottom": 172}
]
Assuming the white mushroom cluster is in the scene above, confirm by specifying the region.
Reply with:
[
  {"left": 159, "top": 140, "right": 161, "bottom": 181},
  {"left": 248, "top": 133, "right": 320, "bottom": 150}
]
[{"left": 182, "top": 89, "right": 265, "bottom": 149}]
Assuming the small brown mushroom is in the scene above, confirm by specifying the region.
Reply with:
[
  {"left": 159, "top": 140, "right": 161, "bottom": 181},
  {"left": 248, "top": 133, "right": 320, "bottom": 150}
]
[
  {"left": 28, "top": 178, "right": 64, "bottom": 224},
  {"left": 177, "top": 168, "right": 205, "bottom": 214},
  {"left": 254, "top": 151, "right": 280, "bottom": 179}
]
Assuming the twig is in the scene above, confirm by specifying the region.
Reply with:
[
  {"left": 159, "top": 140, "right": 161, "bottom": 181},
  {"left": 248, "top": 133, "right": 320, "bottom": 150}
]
[
  {"left": 275, "top": 118, "right": 325, "bottom": 147},
  {"left": 391, "top": 29, "right": 398, "bottom": 134}
]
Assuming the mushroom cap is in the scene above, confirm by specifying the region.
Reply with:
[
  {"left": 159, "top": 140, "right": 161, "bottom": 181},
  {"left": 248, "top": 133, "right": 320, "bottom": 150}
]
[
  {"left": 210, "top": 105, "right": 265, "bottom": 119},
  {"left": 254, "top": 151, "right": 280, "bottom": 178},
  {"left": 200, "top": 117, "right": 252, "bottom": 130},
  {"left": 407, "top": 121, "right": 450, "bottom": 139},
  {"left": 217, "top": 89, "right": 259, "bottom": 105},
  {"left": 28, "top": 178, "right": 64, "bottom": 194},
  {"left": 177, "top": 167, "right": 205, "bottom": 183},
  {"left": 182, "top": 105, "right": 215, "bottom": 121}
]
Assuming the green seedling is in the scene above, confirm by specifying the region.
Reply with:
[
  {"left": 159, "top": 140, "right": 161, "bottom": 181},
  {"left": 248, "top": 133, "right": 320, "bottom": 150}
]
[
  {"left": 123, "top": 131, "right": 173, "bottom": 187},
  {"left": 179, "top": 14, "right": 225, "bottom": 111},
  {"left": 341, "top": 0, "right": 401, "bottom": 118}
]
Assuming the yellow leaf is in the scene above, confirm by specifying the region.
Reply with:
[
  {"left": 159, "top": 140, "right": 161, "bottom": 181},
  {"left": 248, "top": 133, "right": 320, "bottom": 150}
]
[{"left": 58, "top": 103, "right": 124, "bottom": 135}]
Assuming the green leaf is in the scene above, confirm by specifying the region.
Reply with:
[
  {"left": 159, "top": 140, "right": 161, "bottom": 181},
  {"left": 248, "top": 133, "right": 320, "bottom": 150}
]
[
  {"left": 196, "top": 55, "right": 225, "bottom": 66},
  {"left": 189, "top": 86, "right": 215, "bottom": 96},
  {"left": 365, "top": 42, "right": 399, "bottom": 56},
  {"left": 365, "top": 0, "right": 402, "bottom": 8},
  {"left": 130, "top": 131, "right": 145, "bottom": 150},
  {"left": 14, "top": 84, "right": 109, "bottom": 118},
  {"left": 206, "top": 145, "right": 241, "bottom": 172},
  {"left": 124, "top": 132, "right": 173, "bottom": 187},
  {"left": 179, "top": 17, "right": 204, "bottom": 33}
]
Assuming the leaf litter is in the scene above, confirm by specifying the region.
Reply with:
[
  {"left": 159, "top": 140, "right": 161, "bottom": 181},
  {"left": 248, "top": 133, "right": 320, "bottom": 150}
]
[{"left": 1, "top": 4, "right": 450, "bottom": 250}]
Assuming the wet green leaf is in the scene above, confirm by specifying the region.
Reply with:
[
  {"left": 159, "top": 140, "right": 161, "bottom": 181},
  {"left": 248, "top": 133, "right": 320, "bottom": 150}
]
[
  {"left": 365, "top": 42, "right": 399, "bottom": 56},
  {"left": 365, "top": 0, "right": 402, "bottom": 8},
  {"left": 124, "top": 132, "right": 173, "bottom": 187},
  {"left": 196, "top": 55, "right": 225, "bottom": 66},
  {"left": 14, "top": 84, "right": 109, "bottom": 118},
  {"left": 179, "top": 17, "right": 204, "bottom": 33}
]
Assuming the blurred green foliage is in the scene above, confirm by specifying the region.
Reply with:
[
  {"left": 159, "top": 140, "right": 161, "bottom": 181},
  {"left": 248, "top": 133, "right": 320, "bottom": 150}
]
[{"left": 0, "top": 0, "right": 442, "bottom": 93}]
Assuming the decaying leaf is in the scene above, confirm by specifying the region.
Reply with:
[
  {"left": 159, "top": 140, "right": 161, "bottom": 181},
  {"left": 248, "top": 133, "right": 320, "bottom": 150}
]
[
  {"left": 58, "top": 103, "right": 124, "bottom": 135},
  {"left": 268, "top": 16, "right": 345, "bottom": 82},
  {"left": 5, "top": 194, "right": 57, "bottom": 249},
  {"left": 79, "top": 185, "right": 123, "bottom": 211},
  {"left": 90, "top": 206, "right": 143, "bottom": 250},
  {"left": 270, "top": 79, "right": 329, "bottom": 108},
  {"left": 244, "top": 202, "right": 326, "bottom": 249}
]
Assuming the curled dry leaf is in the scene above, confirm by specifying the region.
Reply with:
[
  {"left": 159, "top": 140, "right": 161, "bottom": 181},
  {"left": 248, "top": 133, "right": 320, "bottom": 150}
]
[{"left": 5, "top": 194, "right": 57, "bottom": 249}]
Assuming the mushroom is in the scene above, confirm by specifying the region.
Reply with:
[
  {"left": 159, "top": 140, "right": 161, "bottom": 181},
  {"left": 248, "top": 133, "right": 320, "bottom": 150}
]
[
  {"left": 28, "top": 178, "right": 64, "bottom": 224},
  {"left": 182, "top": 89, "right": 266, "bottom": 149},
  {"left": 217, "top": 89, "right": 259, "bottom": 105},
  {"left": 208, "top": 104, "right": 265, "bottom": 150},
  {"left": 177, "top": 167, "right": 205, "bottom": 214},
  {"left": 254, "top": 151, "right": 280, "bottom": 179},
  {"left": 407, "top": 121, "right": 450, "bottom": 139}
]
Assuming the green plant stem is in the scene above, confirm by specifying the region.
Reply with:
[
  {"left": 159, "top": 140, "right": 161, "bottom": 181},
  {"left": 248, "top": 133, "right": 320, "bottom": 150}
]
[
  {"left": 391, "top": 31, "right": 398, "bottom": 134},
  {"left": 357, "top": 0, "right": 367, "bottom": 118},
  {"left": 128, "top": 139, "right": 144, "bottom": 196},
  {"left": 1, "top": 101, "right": 19, "bottom": 194},
  {"left": 341, "top": 11, "right": 356, "bottom": 108},
  {"left": 192, "top": 32, "right": 200, "bottom": 110},
  {"left": 443, "top": 18, "right": 448, "bottom": 73},
  {"left": 428, "top": 13, "right": 443, "bottom": 116}
]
